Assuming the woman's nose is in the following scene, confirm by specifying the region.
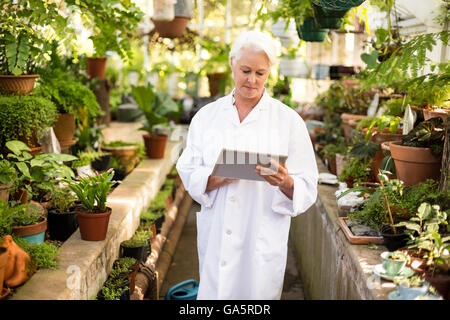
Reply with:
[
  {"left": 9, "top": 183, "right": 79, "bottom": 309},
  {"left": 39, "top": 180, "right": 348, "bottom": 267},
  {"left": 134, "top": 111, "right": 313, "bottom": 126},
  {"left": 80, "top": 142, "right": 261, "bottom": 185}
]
[{"left": 247, "top": 73, "right": 256, "bottom": 83}]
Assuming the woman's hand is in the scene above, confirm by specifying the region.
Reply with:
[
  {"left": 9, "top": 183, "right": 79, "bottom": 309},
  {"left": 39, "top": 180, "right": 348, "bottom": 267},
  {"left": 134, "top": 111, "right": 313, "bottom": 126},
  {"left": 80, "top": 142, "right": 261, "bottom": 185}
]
[
  {"left": 255, "top": 159, "right": 294, "bottom": 199},
  {"left": 206, "top": 176, "right": 238, "bottom": 192}
]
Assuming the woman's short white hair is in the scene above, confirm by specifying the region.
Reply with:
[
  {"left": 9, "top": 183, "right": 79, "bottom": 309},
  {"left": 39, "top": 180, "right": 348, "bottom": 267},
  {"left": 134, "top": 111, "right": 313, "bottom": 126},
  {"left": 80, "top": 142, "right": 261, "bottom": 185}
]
[{"left": 229, "top": 31, "right": 277, "bottom": 67}]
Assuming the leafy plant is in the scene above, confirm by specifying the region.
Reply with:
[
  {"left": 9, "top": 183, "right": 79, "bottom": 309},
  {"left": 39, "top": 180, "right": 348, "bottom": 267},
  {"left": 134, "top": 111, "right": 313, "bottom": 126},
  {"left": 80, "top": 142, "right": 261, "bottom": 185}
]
[
  {"left": 113, "top": 257, "right": 137, "bottom": 273},
  {"left": 355, "top": 115, "right": 402, "bottom": 142},
  {"left": 13, "top": 235, "right": 59, "bottom": 270},
  {"left": 66, "top": 0, "right": 144, "bottom": 61},
  {"left": 338, "top": 157, "right": 372, "bottom": 185},
  {"left": 103, "top": 140, "right": 139, "bottom": 148},
  {"left": 0, "top": 95, "right": 58, "bottom": 148},
  {"left": 121, "top": 229, "right": 151, "bottom": 248},
  {"left": 63, "top": 169, "right": 116, "bottom": 213},
  {"left": 131, "top": 84, "right": 178, "bottom": 135},
  {"left": 396, "top": 202, "right": 450, "bottom": 274},
  {"left": 50, "top": 186, "right": 78, "bottom": 213},
  {"left": 71, "top": 150, "right": 107, "bottom": 170},
  {"left": 0, "top": 201, "right": 14, "bottom": 237},
  {"left": 319, "top": 138, "right": 347, "bottom": 160},
  {"left": 256, "top": 0, "right": 314, "bottom": 27},
  {"left": 394, "top": 275, "right": 426, "bottom": 288},
  {"left": 402, "top": 117, "right": 445, "bottom": 155},
  {"left": 0, "top": 155, "right": 18, "bottom": 187}
]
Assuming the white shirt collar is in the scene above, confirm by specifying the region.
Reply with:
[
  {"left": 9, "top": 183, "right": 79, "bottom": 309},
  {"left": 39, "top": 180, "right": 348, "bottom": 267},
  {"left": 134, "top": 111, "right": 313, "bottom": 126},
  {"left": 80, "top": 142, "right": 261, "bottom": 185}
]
[{"left": 224, "top": 88, "right": 268, "bottom": 111}]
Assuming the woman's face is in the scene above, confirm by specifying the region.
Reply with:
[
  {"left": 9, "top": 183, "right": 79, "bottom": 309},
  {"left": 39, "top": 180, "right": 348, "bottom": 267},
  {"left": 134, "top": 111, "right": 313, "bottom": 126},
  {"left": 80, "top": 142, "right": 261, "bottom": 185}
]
[{"left": 231, "top": 48, "right": 270, "bottom": 102}]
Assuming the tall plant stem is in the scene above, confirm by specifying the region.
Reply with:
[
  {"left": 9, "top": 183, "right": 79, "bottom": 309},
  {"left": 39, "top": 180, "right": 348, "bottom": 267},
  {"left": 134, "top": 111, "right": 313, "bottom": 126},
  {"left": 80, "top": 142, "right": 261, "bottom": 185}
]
[{"left": 380, "top": 179, "right": 397, "bottom": 234}]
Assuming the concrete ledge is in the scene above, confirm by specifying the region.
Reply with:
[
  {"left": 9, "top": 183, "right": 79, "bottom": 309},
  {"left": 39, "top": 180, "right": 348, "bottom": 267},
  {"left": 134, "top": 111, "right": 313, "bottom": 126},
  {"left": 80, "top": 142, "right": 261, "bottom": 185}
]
[
  {"left": 11, "top": 141, "right": 181, "bottom": 300},
  {"left": 289, "top": 156, "right": 395, "bottom": 300}
]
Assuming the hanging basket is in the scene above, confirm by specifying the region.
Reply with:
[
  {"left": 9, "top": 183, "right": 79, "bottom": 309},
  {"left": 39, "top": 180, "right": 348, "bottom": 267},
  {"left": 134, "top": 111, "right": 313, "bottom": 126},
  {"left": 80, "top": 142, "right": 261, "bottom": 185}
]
[
  {"left": 311, "top": 0, "right": 366, "bottom": 10},
  {"left": 312, "top": 2, "right": 349, "bottom": 29},
  {"left": 279, "top": 58, "right": 310, "bottom": 78},
  {"left": 152, "top": 15, "right": 190, "bottom": 38},
  {"left": 296, "top": 18, "right": 328, "bottom": 42}
]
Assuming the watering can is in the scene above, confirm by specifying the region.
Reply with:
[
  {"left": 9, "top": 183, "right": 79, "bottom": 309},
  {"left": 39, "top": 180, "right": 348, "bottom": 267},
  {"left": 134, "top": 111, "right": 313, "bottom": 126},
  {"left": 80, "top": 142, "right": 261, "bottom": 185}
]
[{"left": 165, "top": 279, "right": 199, "bottom": 300}]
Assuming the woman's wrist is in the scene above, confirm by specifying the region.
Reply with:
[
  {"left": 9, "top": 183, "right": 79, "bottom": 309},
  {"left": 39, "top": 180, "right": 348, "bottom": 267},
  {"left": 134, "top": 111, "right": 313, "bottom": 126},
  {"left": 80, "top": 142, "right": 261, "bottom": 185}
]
[{"left": 279, "top": 175, "right": 294, "bottom": 199}]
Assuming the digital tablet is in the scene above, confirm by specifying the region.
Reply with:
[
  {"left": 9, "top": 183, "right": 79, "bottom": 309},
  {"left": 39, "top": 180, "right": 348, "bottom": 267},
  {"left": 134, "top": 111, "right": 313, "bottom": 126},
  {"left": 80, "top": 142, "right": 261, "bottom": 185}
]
[{"left": 211, "top": 149, "right": 288, "bottom": 181}]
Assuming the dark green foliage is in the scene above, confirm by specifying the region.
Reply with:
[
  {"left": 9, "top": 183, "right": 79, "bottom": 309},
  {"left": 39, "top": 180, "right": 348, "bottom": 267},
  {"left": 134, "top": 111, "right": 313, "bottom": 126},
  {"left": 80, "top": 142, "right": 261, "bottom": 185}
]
[
  {"left": 13, "top": 235, "right": 59, "bottom": 270},
  {"left": 402, "top": 117, "right": 445, "bottom": 155},
  {"left": 0, "top": 95, "right": 58, "bottom": 148}
]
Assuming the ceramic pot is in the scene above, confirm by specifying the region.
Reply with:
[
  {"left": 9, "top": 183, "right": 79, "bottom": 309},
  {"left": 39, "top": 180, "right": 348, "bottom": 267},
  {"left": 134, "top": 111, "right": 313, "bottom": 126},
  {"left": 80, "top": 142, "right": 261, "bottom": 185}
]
[
  {"left": 53, "top": 113, "right": 76, "bottom": 145},
  {"left": 398, "top": 282, "right": 430, "bottom": 300},
  {"left": 0, "top": 74, "right": 40, "bottom": 95},
  {"left": 75, "top": 207, "right": 112, "bottom": 241},
  {"left": 86, "top": 57, "right": 107, "bottom": 80},
  {"left": 143, "top": 133, "right": 168, "bottom": 159},
  {"left": 12, "top": 218, "right": 47, "bottom": 244},
  {"left": 381, "top": 251, "right": 407, "bottom": 276},
  {"left": 389, "top": 141, "right": 442, "bottom": 186},
  {"left": 152, "top": 15, "right": 190, "bottom": 38},
  {"left": 47, "top": 209, "right": 79, "bottom": 242},
  {"left": 380, "top": 224, "right": 409, "bottom": 252}
]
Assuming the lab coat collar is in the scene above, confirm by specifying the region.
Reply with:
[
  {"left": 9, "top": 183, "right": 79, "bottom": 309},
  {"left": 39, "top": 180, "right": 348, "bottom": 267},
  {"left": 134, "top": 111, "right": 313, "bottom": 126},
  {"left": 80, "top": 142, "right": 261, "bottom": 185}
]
[{"left": 223, "top": 88, "right": 269, "bottom": 111}]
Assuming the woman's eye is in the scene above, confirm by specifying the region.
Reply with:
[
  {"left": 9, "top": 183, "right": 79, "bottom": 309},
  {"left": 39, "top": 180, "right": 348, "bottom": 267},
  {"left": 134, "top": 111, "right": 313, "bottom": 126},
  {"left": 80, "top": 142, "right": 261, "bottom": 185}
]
[
  {"left": 256, "top": 72, "right": 263, "bottom": 76},
  {"left": 242, "top": 70, "right": 250, "bottom": 74}
]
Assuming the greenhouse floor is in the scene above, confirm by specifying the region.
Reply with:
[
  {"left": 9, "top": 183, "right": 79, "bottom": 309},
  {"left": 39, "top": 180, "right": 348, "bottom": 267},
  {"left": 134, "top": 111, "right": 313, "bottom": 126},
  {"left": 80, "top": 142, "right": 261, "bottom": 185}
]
[{"left": 159, "top": 201, "right": 305, "bottom": 300}]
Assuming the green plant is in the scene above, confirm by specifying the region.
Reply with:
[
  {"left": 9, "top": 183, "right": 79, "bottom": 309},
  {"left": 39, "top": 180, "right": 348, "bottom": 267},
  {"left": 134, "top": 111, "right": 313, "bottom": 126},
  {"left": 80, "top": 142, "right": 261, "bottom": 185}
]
[
  {"left": 131, "top": 84, "right": 178, "bottom": 135},
  {"left": 0, "top": 95, "right": 58, "bottom": 148},
  {"left": 140, "top": 207, "right": 165, "bottom": 225},
  {"left": 402, "top": 117, "right": 445, "bottom": 155},
  {"left": 11, "top": 203, "right": 43, "bottom": 227},
  {"left": 109, "top": 157, "right": 126, "bottom": 170},
  {"left": 0, "top": 201, "right": 14, "bottom": 237},
  {"left": 5, "top": 140, "right": 77, "bottom": 201},
  {"left": 50, "top": 186, "right": 78, "bottom": 213},
  {"left": 0, "top": 155, "right": 17, "bottom": 187},
  {"left": 121, "top": 229, "right": 151, "bottom": 248},
  {"left": 103, "top": 140, "right": 139, "bottom": 148},
  {"left": 34, "top": 70, "right": 102, "bottom": 117},
  {"left": 63, "top": 169, "right": 116, "bottom": 213},
  {"left": 396, "top": 202, "right": 450, "bottom": 274},
  {"left": 113, "top": 257, "right": 137, "bottom": 273},
  {"left": 66, "top": 0, "right": 144, "bottom": 61},
  {"left": 13, "top": 235, "right": 59, "bottom": 270},
  {"left": 256, "top": 0, "right": 314, "bottom": 27},
  {"left": 339, "top": 157, "right": 372, "bottom": 185},
  {"left": 356, "top": 115, "right": 402, "bottom": 142},
  {"left": 72, "top": 123, "right": 107, "bottom": 155},
  {"left": 319, "top": 138, "right": 347, "bottom": 160},
  {"left": 394, "top": 275, "right": 426, "bottom": 288}
]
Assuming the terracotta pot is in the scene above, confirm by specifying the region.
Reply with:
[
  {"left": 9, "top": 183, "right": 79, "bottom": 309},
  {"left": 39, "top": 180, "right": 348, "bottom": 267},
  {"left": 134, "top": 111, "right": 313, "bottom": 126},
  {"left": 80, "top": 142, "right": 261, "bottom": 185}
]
[
  {"left": 207, "top": 72, "right": 228, "bottom": 97},
  {"left": 0, "top": 74, "right": 40, "bottom": 95},
  {"left": 0, "top": 182, "right": 12, "bottom": 202},
  {"left": 327, "top": 157, "right": 337, "bottom": 175},
  {"left": 101, "top": 145, "right": 139, "bottom": 173},
  {"left": 53, "top": 113, "right": 76, "bottom": 145},
  {"left": 75, "top": 207, "right": 112, "bottom": 241},
  {"left": 341, "top": 113, "right": 369, "bottom": 141},
  {"left": 0, "top": 235, "right": 33, "bottom": 288},
  {"left": 86, "top": 57, "right": 107, "bottom": 80},
  {"left": 0, "top": 247, "right": 8, "bottom": 298},
  {"left": 152, "top": 15, "right": 190, "bottom": 38},
  {"left": 389, "top": 141, "right": 442, "bottom": 186},
  {"left": 423, "top": 108, "right": 450, "bottom": 122},
  {"left": 423, "top": 272, "right": 450, "bottom": 299},
  {"left": 143, "top": 133, "right": 168, "bottom": 159},
  {"left": 12, "top": 218, "right": 47, "bottom": 244}
]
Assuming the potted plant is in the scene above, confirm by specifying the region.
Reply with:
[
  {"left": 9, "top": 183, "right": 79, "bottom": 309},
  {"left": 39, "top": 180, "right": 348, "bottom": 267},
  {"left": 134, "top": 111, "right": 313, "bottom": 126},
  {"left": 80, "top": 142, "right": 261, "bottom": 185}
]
[
  {"left": 396, "top": 202, "right": 450, "bottom": 298},
  {"left": 101, "top": 140, "right": 140, "bottom": 174},
  {"left": 131, "top": 84, "right": 178, "bottom": 159},
  {"left": 199, "top": 38, "right": 232, "bottom": 97},
  {"left": 389, "top": 117, "right": 444, "bottom": 186},
  {"left": 11, "top": 203, "right": 47, "bottom": 244},
  {"left": 319, "top": 138, "right": 346, "bottom": 175},
  {"left": 112, "top": 257, "right": 139, "bottom": 295},
  {"left": 68, "top": 0, "right": 144, "bottom": 79},
  {"left": 120, "top": 229, "right": 152, "bottom": 262},
  {"left": 71, "top": 150, "right": 106, "bottom": 177},
  {"left": 311, "top": 1, "right": 350, "bottom": 30},
  {"left": 279, "top": 46, "right": 310, "bottom": 79},
  {"left": 152, "top": 0, "right": 192, "bottom": 39},
  {"left": 0, "top": 155, "right": 17, "bottom": 202},
  {"left": 47, "top": 186, "right": 79, "bottom": 242},
  {"left": 0, "top": 95, "right": 58, "bottom": 153},
  {"left": 63, "top": 169, "right": 116, "bottom": 241},
  {"left": 97, "top": 271, "right": 130, "bottom": 300}
]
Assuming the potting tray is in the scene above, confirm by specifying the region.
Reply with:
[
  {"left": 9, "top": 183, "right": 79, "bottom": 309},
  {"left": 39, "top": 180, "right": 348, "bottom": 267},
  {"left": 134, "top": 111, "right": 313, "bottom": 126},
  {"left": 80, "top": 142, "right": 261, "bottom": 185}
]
[{"left": 338, "top": 217, "right": 384, "bottom": 245}]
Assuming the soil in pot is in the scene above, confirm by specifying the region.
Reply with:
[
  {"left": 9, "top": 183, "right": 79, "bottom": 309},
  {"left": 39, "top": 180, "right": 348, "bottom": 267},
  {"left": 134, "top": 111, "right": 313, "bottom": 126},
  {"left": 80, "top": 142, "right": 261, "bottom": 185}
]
[
  {"left": 47, "top": 208, "right": 79, "bottom": 242},
  {"left": 380, "top": 224, "right": 409, "bottom": 252}
]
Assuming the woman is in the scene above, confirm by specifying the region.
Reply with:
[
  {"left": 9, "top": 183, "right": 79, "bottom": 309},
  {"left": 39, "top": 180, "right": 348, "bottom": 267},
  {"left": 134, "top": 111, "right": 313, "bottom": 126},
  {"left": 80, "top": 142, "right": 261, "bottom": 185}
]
[{"left": 176, "top": 31, "right": 318, "bottom": 299}]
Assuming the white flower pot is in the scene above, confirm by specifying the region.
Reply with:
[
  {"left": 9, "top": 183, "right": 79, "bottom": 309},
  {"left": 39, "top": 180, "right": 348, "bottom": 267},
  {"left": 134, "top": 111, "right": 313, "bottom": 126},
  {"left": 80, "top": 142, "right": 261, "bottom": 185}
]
[
  {"left": 279, "top": 58, "right": 309, "bottom": 78},
  {"left": 271, "top": 18, "right": 297, "bottom": 39}
]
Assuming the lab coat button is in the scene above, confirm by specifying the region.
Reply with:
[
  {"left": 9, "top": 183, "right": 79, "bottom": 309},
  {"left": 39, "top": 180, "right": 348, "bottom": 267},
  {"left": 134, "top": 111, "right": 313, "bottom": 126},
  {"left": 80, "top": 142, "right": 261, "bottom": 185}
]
[{"left": 226, "top": 229, "right": 232, "bottom": 235}]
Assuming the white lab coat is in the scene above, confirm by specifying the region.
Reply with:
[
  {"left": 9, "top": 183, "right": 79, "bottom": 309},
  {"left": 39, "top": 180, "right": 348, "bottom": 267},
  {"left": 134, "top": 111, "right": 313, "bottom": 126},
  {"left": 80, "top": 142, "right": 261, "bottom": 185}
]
[{"left": 176, "top": 90, "right": 318, "bottom": 300}]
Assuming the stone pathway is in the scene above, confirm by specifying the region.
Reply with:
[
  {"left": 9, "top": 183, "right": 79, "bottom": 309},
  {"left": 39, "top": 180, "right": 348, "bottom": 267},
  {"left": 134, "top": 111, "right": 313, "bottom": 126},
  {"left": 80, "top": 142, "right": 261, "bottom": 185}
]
[{"left": 160, "top": 201, "right": 305, "bottom": 300}]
